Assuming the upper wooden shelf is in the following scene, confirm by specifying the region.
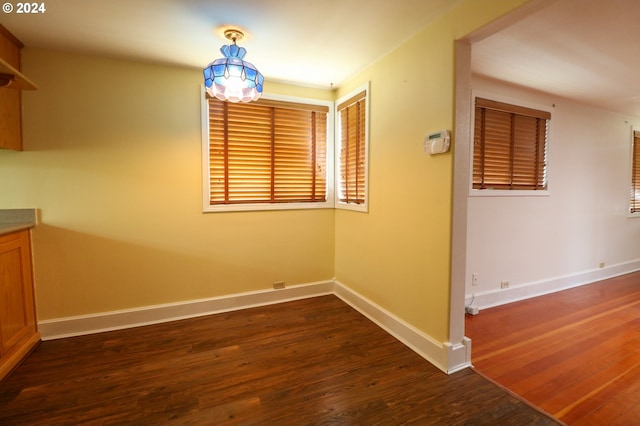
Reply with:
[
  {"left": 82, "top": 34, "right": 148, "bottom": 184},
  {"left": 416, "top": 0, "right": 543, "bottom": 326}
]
[{"left": 0, "top": 57, "right": 37, "bottom": 90}]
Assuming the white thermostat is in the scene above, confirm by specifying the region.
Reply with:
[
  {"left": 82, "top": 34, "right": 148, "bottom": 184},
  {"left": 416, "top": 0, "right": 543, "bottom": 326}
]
[{"left": 424, "top": 129, "right": 451, "bottom": 155}]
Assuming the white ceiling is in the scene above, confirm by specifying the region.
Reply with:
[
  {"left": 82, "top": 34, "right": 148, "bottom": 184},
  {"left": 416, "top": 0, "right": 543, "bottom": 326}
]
[
  {"left": 472, "top": 0, "right": 640, "bottom": 117},
  {"left": 0, "top": 0, "right": 462, "bottom": 88},
  {"left": 1, "top": 0, "right": 638, "bottom": 117}
]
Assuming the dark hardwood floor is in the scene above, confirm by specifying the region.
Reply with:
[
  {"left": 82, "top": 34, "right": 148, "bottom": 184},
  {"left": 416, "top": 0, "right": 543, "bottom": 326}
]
[
  {"left": 0, "top": 295, "right": 559, "bottom": 425},
  {"left": 466, "top": 271, "right": 640, "bottom": 425}
]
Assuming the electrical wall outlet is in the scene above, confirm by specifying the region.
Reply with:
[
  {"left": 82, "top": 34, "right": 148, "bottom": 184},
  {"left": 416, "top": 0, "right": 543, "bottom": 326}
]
[
  {"left": 500, "top": 280, "right": 509, "bottom": 289},
  {"left": 599, "top": 262, "right": 605, "bottom": 268},
  {"left": 273, "top": 281, "right": 285, "bottom": 289},
  {"left": 472, "top": 273, "right": 478, "bottom": 286}
]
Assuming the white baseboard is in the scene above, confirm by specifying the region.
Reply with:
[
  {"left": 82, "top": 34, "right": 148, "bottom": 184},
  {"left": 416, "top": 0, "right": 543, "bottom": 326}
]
[
  {"left": 38, "top": 280, "right": 334, "bottom": 340},
  {"left": 444, "top": 337, "right": 472, "bottom": 374},
  {"left": 333, "top": 281, "right": 470, "bottom": 373},
  {"left": 38, "top": 279, "right": 470, "bottom": 374},
  {"left": 468, "top": 259, "right": 640, "bottom": 310}
]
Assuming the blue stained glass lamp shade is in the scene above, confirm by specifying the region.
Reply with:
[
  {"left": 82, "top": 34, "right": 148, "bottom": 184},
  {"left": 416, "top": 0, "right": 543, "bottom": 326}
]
[{"left": 203, "top": 44, "right": 264, "bottom": 103}]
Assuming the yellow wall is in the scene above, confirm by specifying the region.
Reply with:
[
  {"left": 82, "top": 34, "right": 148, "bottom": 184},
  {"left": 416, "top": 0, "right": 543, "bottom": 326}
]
[
  {"left": 0, "top": 49, "right": 335, "bottom": 319},
  {"left": 0, "top": 0, "right": 528, "bottom": 344},
  {"left": 334, "top": 0, "right": 529, "bottom": 343}
]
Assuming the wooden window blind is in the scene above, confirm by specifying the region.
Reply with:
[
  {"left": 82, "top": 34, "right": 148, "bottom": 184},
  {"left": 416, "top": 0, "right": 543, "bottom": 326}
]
[
  {"left": 631, "top": 131, "right": 640, "bottom": 213},
  {"left": 473, "top": 97, "right": 550, "bottom": 190},
  {"left": 337, "top": 91, "right": 367, "bottom": 204},
  {"left": 207, "top": 97, "right": 328, "bottom": 205}
]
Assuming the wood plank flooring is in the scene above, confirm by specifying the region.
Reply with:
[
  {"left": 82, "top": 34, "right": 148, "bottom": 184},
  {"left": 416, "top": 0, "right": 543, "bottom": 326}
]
[
  {"left": 0, "top": 295, "right": 559, "bottom": 425},
  {"left": 466, "top": 271, "right": 640, "bottom": 425}
]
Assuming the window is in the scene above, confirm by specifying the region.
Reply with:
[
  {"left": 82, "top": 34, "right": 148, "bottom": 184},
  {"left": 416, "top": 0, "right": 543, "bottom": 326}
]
[
  {"left": 630, "top": 130, "right": 640, "bottom": 214},
  {"left": 336, "top": 83, "right": 369, "bottom": 211},
  {"left": 202, "top": 93, "right": 333, "bottom": 212},
  {"left": 473, "top": 97, "right": 550, "bottom": 191}
]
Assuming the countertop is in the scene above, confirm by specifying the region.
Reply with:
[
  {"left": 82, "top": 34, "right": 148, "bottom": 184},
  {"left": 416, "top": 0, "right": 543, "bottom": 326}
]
[{"left": 0, "top": 209, "right": 37, "bottom": 236}]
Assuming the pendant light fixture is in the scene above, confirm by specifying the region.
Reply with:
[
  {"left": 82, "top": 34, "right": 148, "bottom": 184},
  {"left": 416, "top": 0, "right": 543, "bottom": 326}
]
[{"left": 203, "top": 29, "right": 264, "bottom": 103}]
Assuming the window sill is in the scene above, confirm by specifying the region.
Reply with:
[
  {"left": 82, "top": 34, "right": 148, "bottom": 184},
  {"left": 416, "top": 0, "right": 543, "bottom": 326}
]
[
  {"left": 335, "top": 202, "right": 368, "bottom": 213},
  {"left": 469, "top": 189, "right": 550, "bottom": 198},
  {"left": 203, "top": 201, "right": 334, "bottom": 213}
]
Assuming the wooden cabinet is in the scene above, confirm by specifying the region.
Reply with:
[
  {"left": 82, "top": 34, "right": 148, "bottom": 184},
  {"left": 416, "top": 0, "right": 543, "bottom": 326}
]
[
  {"left": 0, "top": 230, "right": 40, "bottom": 382},
  {"left": 0, "top": 24, "right": 37, "bottom": 151}
]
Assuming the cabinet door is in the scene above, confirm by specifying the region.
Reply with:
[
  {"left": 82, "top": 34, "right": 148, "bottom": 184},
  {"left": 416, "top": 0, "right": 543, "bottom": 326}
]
[
  {"left": 0, "top": 231, "right": 36, "bottom": 355},
  {"left": 0, "top": 88, "right": 22, "bottom": 151},
  {"left": 0, "top": 26, "right": 24, "bottom": 151}
]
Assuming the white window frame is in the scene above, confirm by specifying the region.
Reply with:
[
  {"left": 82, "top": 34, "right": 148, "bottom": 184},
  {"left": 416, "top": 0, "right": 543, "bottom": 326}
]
[
  {"left": 469, "top": 90, "right": 552, "bottom": 198},
  {"left": 201, "top": 88, "right": 335, "bottom": 213},
  {"left": 335, "top": 82, "right": 370, "bottom": 212}
]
